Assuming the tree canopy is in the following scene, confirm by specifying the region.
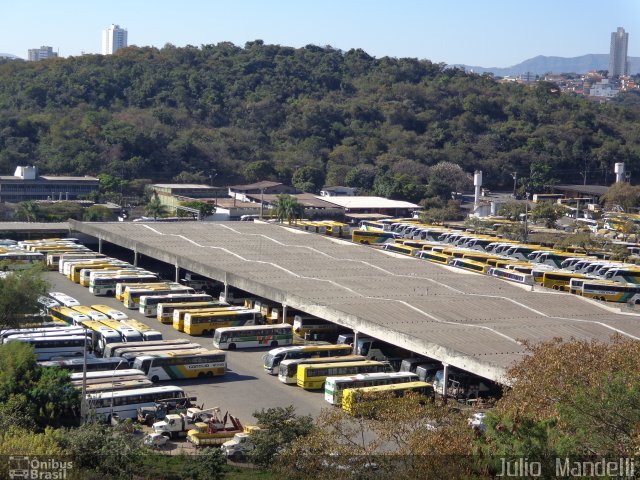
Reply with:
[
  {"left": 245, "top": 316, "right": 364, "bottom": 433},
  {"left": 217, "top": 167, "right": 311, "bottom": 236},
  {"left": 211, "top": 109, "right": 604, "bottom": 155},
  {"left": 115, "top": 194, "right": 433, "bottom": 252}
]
[{"left": 0, "top": 43, "right": 638, "bottom": 205}]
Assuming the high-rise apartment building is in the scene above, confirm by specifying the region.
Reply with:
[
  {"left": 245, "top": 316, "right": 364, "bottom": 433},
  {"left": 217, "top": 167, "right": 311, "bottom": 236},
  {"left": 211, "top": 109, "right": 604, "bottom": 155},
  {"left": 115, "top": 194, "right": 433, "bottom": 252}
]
[
  {"left": 27, "top": 46, "right": 58, "bottom": 61},
  {"left": 608, "top": 27, "right": 629, "bottom": 78},
  {"left": 101, "top": 24, "right": 128, "bottom": 55}
]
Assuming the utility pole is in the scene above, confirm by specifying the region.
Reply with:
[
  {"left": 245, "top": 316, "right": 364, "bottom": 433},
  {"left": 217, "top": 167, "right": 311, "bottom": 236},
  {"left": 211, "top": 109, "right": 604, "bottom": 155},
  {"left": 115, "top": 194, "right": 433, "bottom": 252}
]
[
  {"left": 511, "top": 172, "right": 517, "bottom": 197},
  {"left": 259, "top": 188, "right": 264, "bottom": 220},
  {"left": 524, "top": 192, "right": 530, "bottom": 243}
]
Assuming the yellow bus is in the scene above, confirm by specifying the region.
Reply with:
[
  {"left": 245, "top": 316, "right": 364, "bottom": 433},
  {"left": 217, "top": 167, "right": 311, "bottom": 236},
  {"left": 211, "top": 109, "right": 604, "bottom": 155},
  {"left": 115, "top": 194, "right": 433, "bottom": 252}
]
[
  {"left": 45, "top": 250, "right": 95, "bottom": 270},
  {"left": 182, "top": 309, "right": 257, "bottom": 336},
  {"left": 50, "top": 306, "right": 90, "bottom": 325},
  {"left": 132, "top": 349, "right": 227, "bottom": 382},
  {"left": 173, "top": 306, "right": 247, "bottom": 332},
  {"left": 90, "top": 304, "right": 128, "bottom": 321},
  {"left": 382, "top": 244, "right": 419, "bottom": 257},
  {"left": 122, "top": 285, "right": 194, "bottom": 309},
  {"left": 296, "top": 360, "right": 392, "bottom": 390},
  {"left": 341, "top": 381, "right": 434, "bottom": 416},
  {"left": 580, "top": 280, "right": 640, "bottom": 303},
  {"left": 65, "top": 259, "right": 119, "bottom": 281},
  {"left": 448, "top": 258, "right": 490, "bottom": 274},
  {"left": 351, "top": 229, "right": 400, "bottom": 245},
  {"left": 119, "top": 318, "right": 164, "bottom": 341},
  {"left": 461, "top": 252, "right": 501, "bottom": 264},
  {"left": 263, "top": 344, "right": 355, "bottom": 374},
  {"left": 139, "top": 292, "right": 213, "bottom": 317},
  {"left": 157, "top": 300, "right": 227, "bottom": 324},
  {"left": 0, "top": 251, "right": 44, "bottom": 271},
  {"left": 416, "top": 250, "right": 451, "bottom": 264},
  {"left": 116, "top": 281, "right": 179, "bottom": 301},
  {"left": 542, "top": 271, "right": 588, "bottom": 291},
  {"left": 71, "top": 305, "right": 110, "bottom": 322}
]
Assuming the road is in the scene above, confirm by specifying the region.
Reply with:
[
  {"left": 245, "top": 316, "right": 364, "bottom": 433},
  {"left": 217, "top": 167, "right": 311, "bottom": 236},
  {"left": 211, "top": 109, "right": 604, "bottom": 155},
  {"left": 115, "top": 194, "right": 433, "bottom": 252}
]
[{"left": 44, "top": 271, "right": 329, "bottom": 426}]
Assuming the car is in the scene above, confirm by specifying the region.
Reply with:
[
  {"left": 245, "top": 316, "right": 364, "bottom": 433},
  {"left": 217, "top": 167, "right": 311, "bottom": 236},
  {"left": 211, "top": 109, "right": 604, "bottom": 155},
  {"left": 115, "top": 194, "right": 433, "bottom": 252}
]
[
  {"left": 143, "top": 433, "right": 168, "bottom": 449},
  {"left": 48, "top": 292, "right": 80, "bottom": 307}
]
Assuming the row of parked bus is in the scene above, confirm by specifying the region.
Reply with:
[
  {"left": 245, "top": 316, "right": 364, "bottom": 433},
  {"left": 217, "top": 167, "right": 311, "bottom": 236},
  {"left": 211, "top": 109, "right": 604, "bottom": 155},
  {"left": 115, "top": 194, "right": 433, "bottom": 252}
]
[{"left": 348, "top": 218, "right": 640, "bottom": 305}]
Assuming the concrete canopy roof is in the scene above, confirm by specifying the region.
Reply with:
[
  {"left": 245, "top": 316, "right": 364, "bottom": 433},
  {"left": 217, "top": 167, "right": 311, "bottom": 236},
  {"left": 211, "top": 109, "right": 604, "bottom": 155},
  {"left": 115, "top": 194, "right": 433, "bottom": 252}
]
[{"left": 69, "top": 220, "right": 640, "bottom": 383}]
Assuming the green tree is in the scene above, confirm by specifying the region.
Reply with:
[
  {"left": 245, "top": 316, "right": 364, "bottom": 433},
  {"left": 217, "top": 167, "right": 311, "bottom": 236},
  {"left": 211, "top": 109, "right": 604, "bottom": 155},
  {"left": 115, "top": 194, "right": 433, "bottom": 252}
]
[
  {"left": 601, "top": 182, "right": 640, "bottom": 212},
  {"left": 427, "top": 162, "right": 472, "bottom": 201},
  {"left": 144, "top": 191, "right": 167, "bottom": 220},
  {"left": 273, "top": 194, "right": 304, "bottom": 224},
  {"left": 15, "top": 201, "right": 40, "bottom": 222},
  {"left": 83, "top": 205, "right": 115, "bottom": 221},
  {"left": 249, "top": 405, "right": 314, "bottom": 468},
  {"left": 184, "top": 447, "right": 227, "bottom": 480},
  {"left": 243, "top": 160, "right": 276, "bottom": 182},
  {"left": 498, "top": 201, "right": 527, "bottom": 221},
  {"left": 292, "top": 166, "right": 324, "bottom": 193},
  {"left": 178, "top": 200, "right": 215, "bottom": 219},
  {"left": 0, "top": 266, "right": 48, "bottom": 332},
  {"left": 530, "top": 201, "right": 562, "bottom": 228}
]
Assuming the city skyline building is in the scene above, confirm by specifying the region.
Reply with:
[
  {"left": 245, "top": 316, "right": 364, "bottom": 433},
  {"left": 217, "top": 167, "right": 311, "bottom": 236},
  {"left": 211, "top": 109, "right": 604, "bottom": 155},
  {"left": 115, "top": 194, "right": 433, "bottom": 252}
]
[
  {"left": 27, "top": 46, "right": 58, "bottom": 61},
  {"left": 101, "top": 24, "right": 128, "bottom": 55},
  {"left": 608, "top": 27, "right": 629, "bottom": 78}
]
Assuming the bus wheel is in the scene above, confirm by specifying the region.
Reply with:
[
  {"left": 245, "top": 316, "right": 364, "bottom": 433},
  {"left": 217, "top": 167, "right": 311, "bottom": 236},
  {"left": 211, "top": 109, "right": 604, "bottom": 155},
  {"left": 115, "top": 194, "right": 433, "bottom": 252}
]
[
  {"left": 151, "top": 375, "right": 160, "bottom": 383},
  {"left": 552, "top": 285, "right": 560, "bottom": 290},
  {"left": 202, "top": 329, "right": 210, "bottom": 336},
  {"left": 197, "top": 372, "right": 205, "bottom": 378},
  {"left": 228, "top": 343, "right": 236, "bottom": 350},
  {"left": 206, "top": 371, "right": 214, "bottom": 378},
  {"left": 270, "top": 341, "right": 278, "bottom": 347}
]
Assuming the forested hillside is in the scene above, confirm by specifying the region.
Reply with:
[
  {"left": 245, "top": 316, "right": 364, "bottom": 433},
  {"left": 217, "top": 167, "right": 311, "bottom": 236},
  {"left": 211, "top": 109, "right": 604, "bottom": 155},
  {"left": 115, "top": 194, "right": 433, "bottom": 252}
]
[{"left": 1, "top": 41, "right": 639, "bottom": 203}]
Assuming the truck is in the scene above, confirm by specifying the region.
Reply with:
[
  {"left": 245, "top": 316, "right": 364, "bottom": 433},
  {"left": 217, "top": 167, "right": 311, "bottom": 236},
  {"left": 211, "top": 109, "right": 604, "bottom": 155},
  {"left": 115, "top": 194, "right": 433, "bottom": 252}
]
[
  {"left": 220, "top": 428, "right": 259, "bottom": 461},
  {"left": 152, "top": 407, "right": 219, "bottom": 439},
  {"left": 137, "top": 396, "right": 198, "bottom": 426},
  {"left": 186, "top": 408, "right": 245, "bottom": 447}
]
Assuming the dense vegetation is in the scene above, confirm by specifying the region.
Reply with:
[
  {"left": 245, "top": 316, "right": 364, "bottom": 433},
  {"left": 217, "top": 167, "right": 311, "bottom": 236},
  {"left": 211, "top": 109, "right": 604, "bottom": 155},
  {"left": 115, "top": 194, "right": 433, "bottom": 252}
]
[{"left": 1, "top": 42, "right": 640, "bottom": 204}]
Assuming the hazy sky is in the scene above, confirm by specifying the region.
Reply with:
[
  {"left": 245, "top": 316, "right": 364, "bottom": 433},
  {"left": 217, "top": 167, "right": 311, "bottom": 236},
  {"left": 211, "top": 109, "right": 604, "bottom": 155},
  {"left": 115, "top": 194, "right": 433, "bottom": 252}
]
[{"left": 3, "top": 0, "right": 639, "bottom": 67}]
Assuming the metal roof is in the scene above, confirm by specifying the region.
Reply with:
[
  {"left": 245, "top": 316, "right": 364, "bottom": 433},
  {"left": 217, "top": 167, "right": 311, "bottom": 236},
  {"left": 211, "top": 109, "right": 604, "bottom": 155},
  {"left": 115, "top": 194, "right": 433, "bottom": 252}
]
[
  {"left": 317, "top": 196, "right": 420, "bottom": 209},
  {"left": 68, "top": 220, "right": 640, "bottom": 383}
]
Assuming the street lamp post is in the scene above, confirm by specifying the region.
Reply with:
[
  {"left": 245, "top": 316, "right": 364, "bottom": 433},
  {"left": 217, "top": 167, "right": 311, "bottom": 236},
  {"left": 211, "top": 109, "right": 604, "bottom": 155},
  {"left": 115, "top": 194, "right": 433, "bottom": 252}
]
[
  {"left": 524, "top": 192, "right": 530, "bottom": 242},
  {"left": 109, "top": 360, "right": 126, "bottom": 423},
  {"left": 511, "top": 172, "right": 518, "bottom": 197},
  {"left": 80, "top": 324, "right": 89, "bottom": 424}
]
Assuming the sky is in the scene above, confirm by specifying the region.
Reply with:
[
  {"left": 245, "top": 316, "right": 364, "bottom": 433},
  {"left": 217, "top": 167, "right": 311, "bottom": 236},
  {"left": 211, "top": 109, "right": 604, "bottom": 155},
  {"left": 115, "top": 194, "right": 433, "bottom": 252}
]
[{"left": 2, "top": 0, "right": 640, "bottom": 67}]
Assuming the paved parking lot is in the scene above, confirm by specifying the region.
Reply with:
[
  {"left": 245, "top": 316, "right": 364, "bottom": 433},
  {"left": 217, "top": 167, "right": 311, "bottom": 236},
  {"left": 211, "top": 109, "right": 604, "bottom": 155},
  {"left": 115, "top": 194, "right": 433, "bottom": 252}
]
[{"left": 44, "top": 272, "right": 329, "bottom": 426}]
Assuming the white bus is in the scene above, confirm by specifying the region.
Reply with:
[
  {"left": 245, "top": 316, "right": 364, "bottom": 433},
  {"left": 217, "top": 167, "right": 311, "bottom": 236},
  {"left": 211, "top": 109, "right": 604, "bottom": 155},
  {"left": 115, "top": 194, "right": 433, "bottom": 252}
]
[
  {"left": 487, "top": 267, "right": 535, "bottom": 285},
  {"left": 90, "top": 305, "right": 128, "bottom": 321},
  {"left": 103, "top": 339, "right": 192, "bottom": 358},
  {"left": 119, "top": 319, "right": 163, "bottom": 341},
  {"left": 39, "top": 356, "right": 128, "bottom": 372},
  {"left": 86, "top": 385, "right": 187, "bottom": 421},
  {"left": 212, "top": 324, "right": 294, "bottom": 350},
  {"left": 139, "top": 293, "right": 213, "bottom": 317},
  {"left": 5, "top": 335, "right": 87, "bottom": 360},
  {"left": 278, "top": 355, "right": 366, "bottom": 384},
  {"left": 324, "top": 371, "right": 420, "bottom": 405},
  {"left": 132, "top": 349, "right": 227, "bottom": 382},
  {"left": 69, "top": 368, "right": 145, "bottom": 383},
  {"left": 90, "top": 273, "right": 159, "bottom": 297},
  {"left": 0, "top": 326, "right": 85, "bottom": 343}
]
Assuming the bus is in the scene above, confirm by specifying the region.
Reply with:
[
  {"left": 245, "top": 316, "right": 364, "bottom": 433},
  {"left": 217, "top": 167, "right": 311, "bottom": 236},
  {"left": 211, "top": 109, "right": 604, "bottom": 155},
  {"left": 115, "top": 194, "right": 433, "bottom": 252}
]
[
  {"left": 603, "top": 268, "right": 640, "bottom": 284},
  {"left": 325, "top": 371, "right": 420, "bottom": 406},
  {"left": 116, "top": 281, "right": 179, "bottom": 302},
  {"left": 119, "top": 319, "right": 163, "bottom": 341},
  {"left": 157, "top": 301, "right": 227, "bottom": 324},
  {"left": 183, "top": 309, "right": 257, "bottom": 336},
  {"left": 86, "top": 385, "right": 187, "bottom": 421},
  {"left": 542, "top": 272, "right": 588, "bottom": 291},
  {"left": 5, "top": 335, "right": 87, "bottom": 360},
  {"left": 50, "top": 306, "right": 90, "bottom": 326},
  {"left": 569, "top": 277, "right": 587, "bottom": 295},
  {"left": 81, "top": 320, "right": 123, "bottom": 354},
  {"left": 82, "top": 378, "right": 154, "bottom": 394},
  {"left": 103, "top": 339, "right": 193, "bottom": 358},
  {"left": 263, "top": 344, "right": 355, "bottom": 374},
  {"left": 292, "top": 315, "right": 339, "bottom": 338},
  {"left": 580, "top": 281, "right": 640, "bottom": 303},
  {"left": 71, "top": 306, "right": 110, "bottom": 322},
  {"left": 132, "top": 349, "right": 227, "bottom": 382},
  {"left": 69, "top": 368, "right": 146, "bottom": 384},
  {"left": 121, "top": 347, "right": 208, "bottom": 366},
  {"left": 0, "top": 251, "right": 44, "bottom": 270},
  {"left": 63, "top": 258, "right": 116, "bottom": 278},
  {"left": 80, "top": 267, "right": 144, "bottom": 287},
  {"left": 90, "top": 274, "right": 159, "bottom": 297},
  {"left": 39, "top": 356, "right": 128, "bottom": 372},
  {"left": 530, "top": 251, "right": 576, "bottom": 269},
  {"left": 90, "top": 305, "right": 128, "bottom": 321},
  {"left": 381, "top": 244, "right": 419, "bottom": 257},
  {"left": 296, "top": 360, "right": 392, "bottom": 390},
  {"left": 98, "top": 319, "right": 144, "bottom": 343},
  {"left": 351, "top": 229, "right": 400, "bottom": 245},
  {"left": 0, "top": 326, "right": 85, "bottom": 343},
  {"left": 278, "top": 355, "right": 366, "bottom": 384},
  {"left": 139, "top": 293, "right": 213, "bottom": 317},
  {"left": 461, "top": 252, "right": 501, "bottom": 264},
  {"left": 487, "top": 268, "right": 535, "bottom": 286},
  {"left": 45, "top": 250, "right": 95, "bottom": 270},
  {"left": 448, "top": 258, "right": 490, "bottom": 274},
  {"left": 56, "top": 253, "right": 106, "bottom": 273},
  {"left": 416, "top": 250, "right": 451, "bottom": 264},
  {"left": 123, "top": 285, "right": 195, "bottom": 310},
  {"left": 341, "top": 381, "right": 434, "bottom": 416},
  {"left": 213, "top": 324, "right": 294, "bottom": 350},
  {"left": 77, "top": 263, "right": 132, "bottom": 286},
  {"left": 174, "top": 306, "right": 247, "bottom": 332}
]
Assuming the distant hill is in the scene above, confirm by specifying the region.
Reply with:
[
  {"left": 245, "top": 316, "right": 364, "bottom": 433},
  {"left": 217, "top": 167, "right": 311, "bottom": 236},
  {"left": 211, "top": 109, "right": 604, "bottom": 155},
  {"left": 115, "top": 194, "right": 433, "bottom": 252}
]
[
  {"left": 455, "top": 54, "right": 640, "bottom": 76},
  {"left": 0, "top": 53, "right": 20, "bottom": 59}
]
